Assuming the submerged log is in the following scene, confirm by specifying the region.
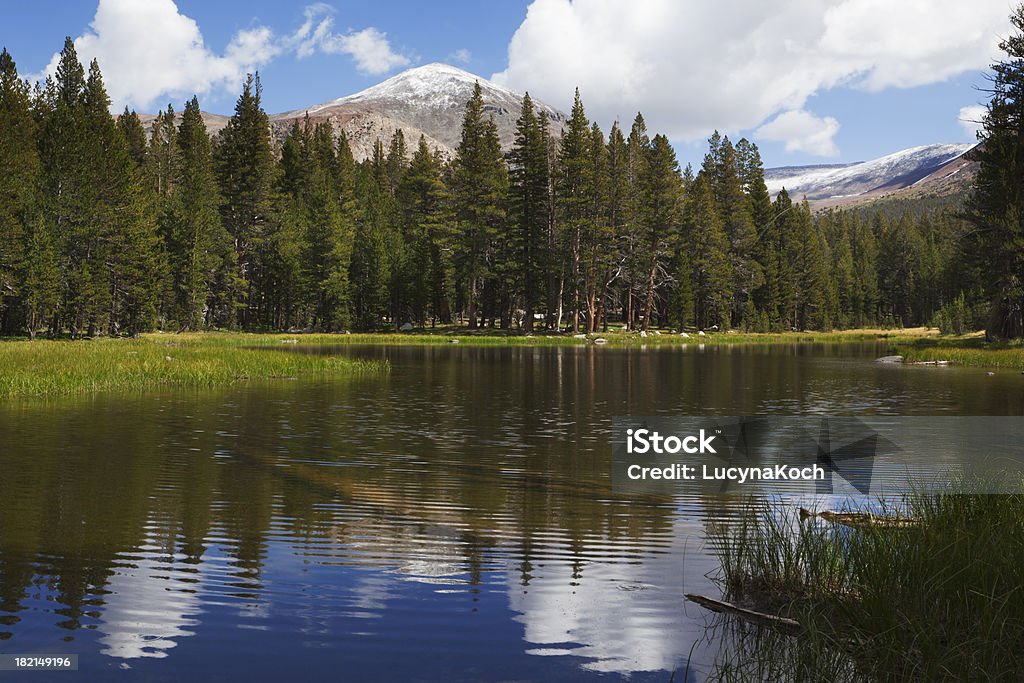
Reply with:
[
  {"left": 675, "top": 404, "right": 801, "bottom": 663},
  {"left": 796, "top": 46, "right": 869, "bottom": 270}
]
[
  {"left": 685, "top": 593, "right": 802, "bottom": 636},
  {"left": 800, "top": 507, "right": 919, "bottom": 529}
]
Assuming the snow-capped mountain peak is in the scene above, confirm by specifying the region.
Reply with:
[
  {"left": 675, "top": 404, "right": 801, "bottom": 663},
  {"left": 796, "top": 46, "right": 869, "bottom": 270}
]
[
  {"left": 326, "top": 63, "right": 522, "bottom": 111},
  {"left": 277, "top": 62, "right": 566, "bottom": 159}
]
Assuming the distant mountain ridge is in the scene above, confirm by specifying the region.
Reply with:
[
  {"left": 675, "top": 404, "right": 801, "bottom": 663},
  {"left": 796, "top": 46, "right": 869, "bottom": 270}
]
[{"left": 765, "top": 143, "right": 976, "bottom": 207}]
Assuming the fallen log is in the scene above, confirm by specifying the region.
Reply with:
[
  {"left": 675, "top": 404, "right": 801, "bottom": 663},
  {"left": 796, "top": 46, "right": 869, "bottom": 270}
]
[
  {"left": 799, "top": 507, "right": 919, "bottom": 529},
  {"left": 684, "top": 593, "right": 802, "bottom": 636}
]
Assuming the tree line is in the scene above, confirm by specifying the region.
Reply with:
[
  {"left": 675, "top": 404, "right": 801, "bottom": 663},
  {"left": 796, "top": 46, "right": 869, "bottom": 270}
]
[{"left": 0, "top": 36, "right": 1012, "bottom": 338}]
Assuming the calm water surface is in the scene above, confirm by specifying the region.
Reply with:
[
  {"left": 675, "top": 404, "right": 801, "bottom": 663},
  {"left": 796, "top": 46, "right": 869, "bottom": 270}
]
[{"left": 1, "top": 343, "right": 1022, "bottom": 681}]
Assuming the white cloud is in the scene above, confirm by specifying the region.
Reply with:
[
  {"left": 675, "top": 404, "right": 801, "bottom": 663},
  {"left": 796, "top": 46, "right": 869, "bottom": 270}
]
[
  {"left": 493, "top": 0, "right": 1008, "bottom": 155},
  {"left": 31, "top": 0, "right": 409, "bottom": 111},
  {"left": 958, "top": 104, "right": 987, "bottom": 139},
  {"left": 449, "top": 48, "right": 472, "bottom": 65},
  {"left": 291, "top": 4, "right": 337, "bottom": 60},
  {"left": 756, "top": 110, "right": 841, "bottom": 157},
  {"left": 322, "top": 27, "right": 411, "bottom": 75}
]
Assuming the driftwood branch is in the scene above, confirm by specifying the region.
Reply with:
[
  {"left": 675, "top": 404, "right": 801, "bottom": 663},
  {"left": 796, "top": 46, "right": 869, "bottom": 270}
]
[{"left": 685, "top": 593, "right": 802, "bottom": 636}]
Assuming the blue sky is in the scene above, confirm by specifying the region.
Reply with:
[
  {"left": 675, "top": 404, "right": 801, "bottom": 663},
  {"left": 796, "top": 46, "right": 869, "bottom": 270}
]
[{"left": 2, "top": 0, "right": 1008, "bottom": 170}]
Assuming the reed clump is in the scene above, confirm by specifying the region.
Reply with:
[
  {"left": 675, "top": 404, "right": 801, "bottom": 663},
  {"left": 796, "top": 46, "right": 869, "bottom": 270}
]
[{"left": 708, "top": 492, "right": 1024, "bottom": 680}]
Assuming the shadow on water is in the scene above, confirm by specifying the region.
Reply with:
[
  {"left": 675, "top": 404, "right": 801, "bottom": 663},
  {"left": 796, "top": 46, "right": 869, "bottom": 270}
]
[{"left": 1, "top": 343, "right": 1022, "bottom": 680}]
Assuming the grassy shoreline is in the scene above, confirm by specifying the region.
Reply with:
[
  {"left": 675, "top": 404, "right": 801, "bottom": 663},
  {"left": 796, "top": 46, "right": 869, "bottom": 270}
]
[
  {"left": 896, "top": 333, "right": 1024, "bottom": 370},
  {"left": 173, "top": 326, "right": 935, "bottom": 347},
  {"left": 7, "top": 326, "right": 1023, "bottom": 400},
  {"left": 0, "top": 333, "right": 386, "bottom": 400}
]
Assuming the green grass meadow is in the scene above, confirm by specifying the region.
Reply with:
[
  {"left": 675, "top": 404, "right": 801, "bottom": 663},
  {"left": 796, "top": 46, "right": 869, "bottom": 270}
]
[{"left": 0, "top": 333, "right": 385, "bottom": 400}]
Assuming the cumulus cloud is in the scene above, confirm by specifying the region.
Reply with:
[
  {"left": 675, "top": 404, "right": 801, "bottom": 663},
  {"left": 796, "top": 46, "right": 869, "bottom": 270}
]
[
  {"left": 292, "top": 5, "right": 409, "bottom": 74},
  {"left": 756, "top": 110, "right": 841, "bottom": 157},
  {"left": 321, "top": 27, "right": 411, "bottom": 74},
  {"left": 493, "top": 0, "right": 1008, "bottom": 156},
  {"left": 958, "top": 104, "right": 987, "bottom": 139},
  {"left": 31, "top": 0, "right": 409, "bottom": 111}
]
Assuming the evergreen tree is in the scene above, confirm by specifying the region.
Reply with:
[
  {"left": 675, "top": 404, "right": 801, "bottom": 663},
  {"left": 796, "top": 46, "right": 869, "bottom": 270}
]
[
  {"left": 876, "top": 214, "right": 921, "bottom": 327},
  {"left": 216, "top": 73, "right": 275, "bottom": 328},
  {"left": 823, "top": 211, "right": 858, "bottom": 327},
  {"left": 966, "top": 3, "right": 1024, "bottom": 339},
  {"left": 280, "top": 117, "right": 313, "bottom": 198},
  {"left": 736, "top": 138, "right": 775, "bottom": 327},
  {"left": 145, "top": 104, "right": 179, "bottom": 320},
  {"left": 385, "top": 129, "right": 408, "bottom": 193},
  {"left": 304, "top": 121, "right": 354, "bottom": 330},
  {"left": 37, "top": 44, "right": 159, "bottom": 335},
  {"left": 398, "top": 136, "right": 451, "bottom": 326},
  {"left": 384, "top": 129, "right": 411, "bottom": 326},
  {"left": 668, "top": 164, "right": 696, "bottom": 329},
  {"left": 0, "top": 48, "right": 38, "bottom": 333},
  {"left": 556, "top": 89, "right": 592, "bottom": 331},
  {"left": 166, "top": 96, "right": 231, "bottom": 330},
  {"left": 636, "top": 134, "right": 682, "bottom": 330},
  {"left": 582, "top": 122, "right": 612, "bottom": 332},
  {"left": 83, "top": 59, "right": 161, "bottom": 334},
  {"left": 23, "top": 216, "right": 60, "bottom": 339},
  {"left": 736, "top": 138, "right": 774, "bottom": 231},
  {"left": 263, "top": 195, "right": 305, "bottom": 330},
  {"left": 37, "top": 38, "right": 88, "bottom": 335},
  {"left": 685, "top": 172, "right": 732, "bottom": 329},
  {"left": 507, "top": 92, "right": 550, "bottom": 332},
  {"left": 451, "top": 82, "right": 507, "bottom": 328},
  {"left": 704, "top": 133, "right": 762, "bottom": 329},
  {"left": 788, "top": 200, "right": 830, "bottom": 330},
  {"left": 622, "top": 113, "right": 650, "bottom": 328},
  {"left": 767, "top": 190, "right": 799, "bottom": 328},
  {"left": 328, "top": 130, "right": 359, "bottom": 327},
  {"left": 350, "top": 141, "right": 393, "bottom": 329},
  {"left": 603, "top": 121, "right": 629, "bottom": 331},
  {"left": 117, "top": 107, "right": 147, "bottom": 167},
  {"left": 850, "top": 215, "right": 880, "bottom": 326},
  {"left": 146, "top": 104, "right": 178, "bottom": 200}
]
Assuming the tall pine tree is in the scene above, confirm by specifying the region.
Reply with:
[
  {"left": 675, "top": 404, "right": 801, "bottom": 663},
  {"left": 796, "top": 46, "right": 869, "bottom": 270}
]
[
  {"left": 556, "top": 89, "right": 593, "bottom": 331},
  {"left": 0, "top": 48, "right": 38, "bottom": 333},
  {"left": 216, "top": 73, "right": 275, "bottom": 328},
  {"left": 398, "top": 136, "right": 451, "bottom": 326},
  {"left": 507, "top": 92, "right": 550, "bottom": 332},
  {"left": 636, "top": 134, "right": 682, "bottom": 330},
  {"left": 451, "top": 83, "right": 507, "bottom": 328},
  {"left": 166, "top": 96, "right": 232, "bottom": 330}
]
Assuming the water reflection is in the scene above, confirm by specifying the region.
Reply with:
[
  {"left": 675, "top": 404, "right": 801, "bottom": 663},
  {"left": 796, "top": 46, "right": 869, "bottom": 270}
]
[
  {"left": 97, "top": 541, "right": 202, "bottom": 659},
  {"left": 0, "top": 344, "right": 1022, "bottom": 680}
]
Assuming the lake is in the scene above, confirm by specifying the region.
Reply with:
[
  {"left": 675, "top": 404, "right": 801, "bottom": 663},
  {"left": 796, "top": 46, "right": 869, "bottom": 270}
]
[{"left": 1, "top": 343, "right": 1022, "bottom": 681}]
